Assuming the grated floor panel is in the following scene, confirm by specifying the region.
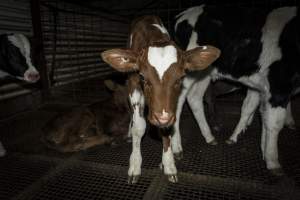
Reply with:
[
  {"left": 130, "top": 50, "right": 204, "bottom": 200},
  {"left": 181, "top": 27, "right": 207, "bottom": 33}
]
[
  {"left": 162, "top": 180, "right": 281, "bottom": 200},
  {"left": 27, "top": 163, "right": 154, "bottom": 200},
  {"left": 0, "top": 97, "right": 299, "bottom": 199},
  {"left": 78, "top": 114, "right": 279, "bottom": 184},
  {"left": 0, "top": 155, "right": 57, "bottom": 200},
  {"left": 79, "top": 134, "right": 162, "bottom": 169}
]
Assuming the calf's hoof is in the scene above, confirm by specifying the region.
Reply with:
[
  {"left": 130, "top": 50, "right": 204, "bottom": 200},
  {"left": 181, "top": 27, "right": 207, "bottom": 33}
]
[
  {"left": 167, "top": 174, "right": 178, "bottom": 183},
  {"left": 270, "top": 168, "right": 285, "bottom": 177},
  {"left": 208, "top": 139, "right": 218, "bottom": 145},
  {"left": 128, "top": 175, "right": 140, "bottom": 184},
  {"left": 173, "top": 151, "right": 183, "bottom": 161},
  {"left": 225, "top": 139, "right": 236, "bottom": 145}
]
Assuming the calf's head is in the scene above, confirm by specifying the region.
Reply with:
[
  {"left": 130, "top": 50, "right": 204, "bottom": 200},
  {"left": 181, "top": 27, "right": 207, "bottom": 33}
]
[
  {"left": 101, "top": 44, "right": 220, "bottom": 127},
  {"left": 2, "top": 34, "right": 40, "bottom": 83}
]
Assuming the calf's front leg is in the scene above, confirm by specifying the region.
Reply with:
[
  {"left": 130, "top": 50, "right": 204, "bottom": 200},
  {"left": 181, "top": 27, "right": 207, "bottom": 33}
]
[
  {"left": 162, "top": 135, "right": 178, "bottom": 183},
  {"left": 128, "top": 90, "right": 146, "bottom": 184}
]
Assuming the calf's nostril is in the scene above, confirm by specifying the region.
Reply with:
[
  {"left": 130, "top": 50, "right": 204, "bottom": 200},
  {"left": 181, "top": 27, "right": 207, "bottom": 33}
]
[
  {"left": 153, "top": 112, "right": 173, "bottom": 125},
  {"left": 28, "top": 73, "right": 40, "bottom": 81}
]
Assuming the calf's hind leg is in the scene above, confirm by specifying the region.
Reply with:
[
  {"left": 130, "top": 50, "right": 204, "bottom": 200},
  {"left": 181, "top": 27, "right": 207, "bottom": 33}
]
[
  {"left": 226, "top": 89, "right": 260, "bottom": 144},
  {"left": 171, "top": 77, "right": 196, "bottom": 160},
  {"left": 261, "top": 101, "right": 286, "bottom": 176},
  {"left": 187, "top": 76, "right": 217, "bottom": 145}
]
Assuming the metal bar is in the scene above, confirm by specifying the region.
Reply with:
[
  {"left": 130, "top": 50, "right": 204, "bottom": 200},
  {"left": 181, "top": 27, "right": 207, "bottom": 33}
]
[{"left": 31, "top": 0, "right": 50, "bottom": 98}]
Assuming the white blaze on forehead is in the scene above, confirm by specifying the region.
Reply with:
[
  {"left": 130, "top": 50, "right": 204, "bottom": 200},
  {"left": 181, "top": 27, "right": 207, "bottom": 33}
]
[
  {"left": 152, "top": 24, "right": 169, "bottom": 37},
  {"left": 175, "top": 5, "right": 205, "bottom": 31},
  {"left": 148, "top": 45, "right": 177, "bottom": 80},
  {"left": 7, "top": 34, "right": 38, "bottom": 74}
]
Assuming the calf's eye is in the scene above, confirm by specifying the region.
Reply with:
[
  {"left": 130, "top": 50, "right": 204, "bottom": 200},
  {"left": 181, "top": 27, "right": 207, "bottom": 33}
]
[
  {"left": 174, "top": 79, "right": 182, "bottom": 87},
  {"left": 139, "top": 73, "right": 145, "bottom": 82}
]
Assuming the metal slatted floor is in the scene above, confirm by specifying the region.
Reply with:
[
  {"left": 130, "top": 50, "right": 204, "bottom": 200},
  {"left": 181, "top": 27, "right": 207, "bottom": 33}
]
[{"left": 0, "top": 98, "right": 300, "bottom": 200}]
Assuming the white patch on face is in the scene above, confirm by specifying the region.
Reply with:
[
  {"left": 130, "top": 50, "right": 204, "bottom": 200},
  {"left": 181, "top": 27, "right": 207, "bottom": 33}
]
[
  {"left": 258, "top": 7, "right": 297, "bottom": 71},
  {"left": 148, "top": 45, "right": 177, "bottom": 80},
  {"left": 152, "top": 24, "right": 169, "bottom": 37},
  {"left": 161, "top": 109, "right": 169, "bottom": 118},
  {"left": 175, "top": 5, "right": 205, "bottom": 31},
  {"left": 7, "top": 34, "right": 39, "bottom": 81}
]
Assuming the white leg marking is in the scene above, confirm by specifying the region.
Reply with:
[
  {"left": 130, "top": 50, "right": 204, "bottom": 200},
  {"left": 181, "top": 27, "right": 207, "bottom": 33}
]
[
  {"left": 172, "top": 77, "right": 197, "bottom": 155},
  {"left": 262, "top": 103, "right": 286, "bottom": 170},
  {"left": 0, "top": 141, "right": 6, "bottom": 157},
  {"left": 187, "top": 76, "right": 215, "bottom": 143},
  {"left": 128, "top": 90, "right": 146, "bottom": 178},
  {"left": 162, "top": 146, "right": 177, "bottom": 175},
  {"left": 229, "top": 90, "right": 260, "bottom": 142},
  {"left": 285, "top": 102, "right": 295, "bottom": 129}
]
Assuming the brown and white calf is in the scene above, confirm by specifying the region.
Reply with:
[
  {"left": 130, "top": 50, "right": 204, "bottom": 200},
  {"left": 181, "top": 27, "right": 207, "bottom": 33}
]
[
  {"left": 101, "top": 15, "right": 220, "bottom": 184},
  {"left": 42, "top": 80, "right": 130, "bottom": 152}
]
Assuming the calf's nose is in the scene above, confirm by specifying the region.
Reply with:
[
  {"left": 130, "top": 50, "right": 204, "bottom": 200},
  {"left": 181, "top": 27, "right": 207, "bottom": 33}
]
[
  {"left": 25, "top": 72, "right": 40, "bottom": 82},
  {"left": 153, "top": 110, "right": 175, "bottom": 127}
]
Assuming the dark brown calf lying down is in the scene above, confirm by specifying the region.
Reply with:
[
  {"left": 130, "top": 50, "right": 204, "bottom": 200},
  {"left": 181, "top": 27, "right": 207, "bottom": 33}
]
[{"left": 41, "top": 80, "right": 131, "bottom": 152}]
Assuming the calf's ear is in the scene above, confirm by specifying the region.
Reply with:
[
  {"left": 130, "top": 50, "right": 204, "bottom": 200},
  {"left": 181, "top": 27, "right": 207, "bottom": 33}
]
[
  {"left": 184, "top": 45, "right": 221, "bottom": 71},
  {"left": 101, "top": 49, "right": 138, "bottom": 72}
]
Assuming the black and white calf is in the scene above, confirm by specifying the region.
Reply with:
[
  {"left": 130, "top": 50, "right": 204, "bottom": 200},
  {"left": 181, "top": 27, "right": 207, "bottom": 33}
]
[
  {"left": 0, "top": 33, "right": 39, "bottom": 82},
  {"left": 0, "top": 33, "right": 40, "bottom": 156},
  {"left": 173, "top": 5, "right": 299, "bottom": 174}
]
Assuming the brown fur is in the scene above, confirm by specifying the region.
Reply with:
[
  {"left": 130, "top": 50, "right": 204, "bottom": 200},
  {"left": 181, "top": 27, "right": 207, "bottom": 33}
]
[
  {"left": 101, "top": 16, "right": 220, "bottom": 128},
  {"left": 41, "top": 80, "right": 130, "bottom": 152}
]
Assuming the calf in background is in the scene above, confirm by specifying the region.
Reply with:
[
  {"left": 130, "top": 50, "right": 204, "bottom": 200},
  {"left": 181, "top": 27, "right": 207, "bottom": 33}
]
[
  {"left": 0, "top": 33, "right": 40, "bottom": 157},
  {"left": 174, "top": 5, "right": 300, "bottom": 175},
  {"left": 42, "top": 80, "right": 130, "bottom": 152}
]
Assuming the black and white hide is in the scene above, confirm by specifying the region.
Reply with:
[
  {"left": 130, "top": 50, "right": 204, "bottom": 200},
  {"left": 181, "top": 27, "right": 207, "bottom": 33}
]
[{"left": 173, "top": 5, "right": 300, "bottom": 175}]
